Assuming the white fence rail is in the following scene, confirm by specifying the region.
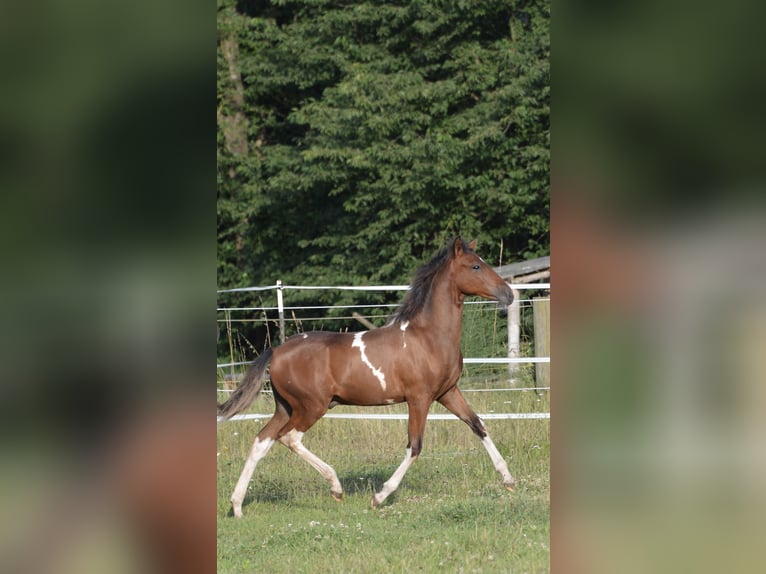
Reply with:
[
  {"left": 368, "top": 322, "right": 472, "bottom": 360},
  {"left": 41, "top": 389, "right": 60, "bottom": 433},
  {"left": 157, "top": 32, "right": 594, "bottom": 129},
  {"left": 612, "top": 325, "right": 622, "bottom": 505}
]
[
  {"left": 217, "top": 281, "right": 550, "bottom": 422},
  {"left": 218, "top": 282, "right": 550, "bottom": 294}
]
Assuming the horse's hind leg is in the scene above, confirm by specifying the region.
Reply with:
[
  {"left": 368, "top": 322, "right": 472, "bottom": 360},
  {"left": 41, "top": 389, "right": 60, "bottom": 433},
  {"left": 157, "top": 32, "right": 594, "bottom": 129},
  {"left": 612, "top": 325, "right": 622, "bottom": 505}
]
[
  {"left": 438, "top": 386, "right": 515, "bottom": 490},
  {"left": 230, "top": 404, "right": 289, "bottom": 518},
  {"left": 278, "top": 411, "right": 343, "bottom": 501}
]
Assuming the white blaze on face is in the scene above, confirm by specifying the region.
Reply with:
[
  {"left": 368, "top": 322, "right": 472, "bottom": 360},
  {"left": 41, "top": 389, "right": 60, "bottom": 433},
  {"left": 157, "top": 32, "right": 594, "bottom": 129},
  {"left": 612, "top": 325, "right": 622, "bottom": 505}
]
[
  {"left": 399, "top": 320, "right": 409, "bottom": 348},
  {"left": 352, "top": 331, "right": 387, "bottom": 390}
]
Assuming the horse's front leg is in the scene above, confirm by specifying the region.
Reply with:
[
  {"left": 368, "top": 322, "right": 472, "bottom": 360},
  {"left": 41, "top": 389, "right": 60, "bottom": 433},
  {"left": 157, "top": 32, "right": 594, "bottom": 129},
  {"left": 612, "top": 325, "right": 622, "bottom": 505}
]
[
  {"left": 437, "top": 386, "right": 515, "bottom": 490},
  {"left": 371, "top": 399, "right": 429, "bottom": 508}
]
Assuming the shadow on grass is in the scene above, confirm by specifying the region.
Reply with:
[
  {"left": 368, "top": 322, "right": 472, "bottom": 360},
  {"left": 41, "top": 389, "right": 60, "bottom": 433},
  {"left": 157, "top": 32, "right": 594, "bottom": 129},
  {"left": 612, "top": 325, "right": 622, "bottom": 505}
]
[
  {"left": 221, "top": 463, "right": 418, "bottom": 516},
  {"left": 223, "top": 480, "right": 302, "bottom": 516},
  {"left": 228, "top": 470, "right": 392, "bottom": 516},
  {"left": 223, "top": 493, "right": 291, "bottom": 517},
  {"left": 337, "top": 468, "right": 391, "bottom": 497}
]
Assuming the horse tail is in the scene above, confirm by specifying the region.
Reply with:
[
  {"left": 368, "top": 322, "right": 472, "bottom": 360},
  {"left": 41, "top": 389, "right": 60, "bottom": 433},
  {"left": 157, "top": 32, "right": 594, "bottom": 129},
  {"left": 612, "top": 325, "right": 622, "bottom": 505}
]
[{"left": 217, "top": 348, "right": 273, "bottom": 420}]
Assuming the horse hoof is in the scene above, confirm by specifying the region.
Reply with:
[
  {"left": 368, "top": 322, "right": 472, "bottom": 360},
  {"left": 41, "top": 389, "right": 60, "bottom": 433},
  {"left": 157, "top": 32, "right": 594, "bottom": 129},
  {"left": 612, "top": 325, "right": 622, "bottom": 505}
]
[
  {"left": 503, "top": 481, "right": 515, "bottom": 492},
  {"left": 331, "top": 491, "right": 343, "bottom": 502},
  {"left": 370, "top": 495, "right": 381, "bottom": 508}
]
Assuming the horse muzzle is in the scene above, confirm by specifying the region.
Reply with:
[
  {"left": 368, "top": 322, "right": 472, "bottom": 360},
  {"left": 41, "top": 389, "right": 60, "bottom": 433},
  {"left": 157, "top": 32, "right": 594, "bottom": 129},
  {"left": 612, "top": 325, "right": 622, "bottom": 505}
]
[{"left": 493, "top": 283, "right": 514, "bottom": 307}]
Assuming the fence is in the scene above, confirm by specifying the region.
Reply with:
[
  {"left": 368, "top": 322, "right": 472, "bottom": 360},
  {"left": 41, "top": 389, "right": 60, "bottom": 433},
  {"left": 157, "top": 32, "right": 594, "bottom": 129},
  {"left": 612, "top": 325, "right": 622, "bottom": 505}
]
[{"left": 217, "top": 281, "right": 550, "bottom": 422}]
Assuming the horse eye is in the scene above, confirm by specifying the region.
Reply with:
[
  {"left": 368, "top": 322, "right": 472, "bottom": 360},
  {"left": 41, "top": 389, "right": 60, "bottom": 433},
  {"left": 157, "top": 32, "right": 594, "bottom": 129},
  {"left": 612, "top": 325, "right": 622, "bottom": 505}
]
[{"left": 472, "top": 264, "right": 481, "bottom": 270}]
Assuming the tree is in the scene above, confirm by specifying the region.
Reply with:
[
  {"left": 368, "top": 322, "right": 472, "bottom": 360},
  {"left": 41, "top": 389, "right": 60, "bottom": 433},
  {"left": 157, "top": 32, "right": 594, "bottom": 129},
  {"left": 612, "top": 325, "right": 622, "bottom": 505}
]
[{"left": 217, "top": 0, "right": 549, "bottom": 304}]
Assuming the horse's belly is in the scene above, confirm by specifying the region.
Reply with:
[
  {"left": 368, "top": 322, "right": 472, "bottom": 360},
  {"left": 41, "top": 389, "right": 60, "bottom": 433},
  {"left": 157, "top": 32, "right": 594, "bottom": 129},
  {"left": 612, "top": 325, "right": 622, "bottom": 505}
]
[{"left": 332, "top": 380, "right": 405, "bottom": 407}]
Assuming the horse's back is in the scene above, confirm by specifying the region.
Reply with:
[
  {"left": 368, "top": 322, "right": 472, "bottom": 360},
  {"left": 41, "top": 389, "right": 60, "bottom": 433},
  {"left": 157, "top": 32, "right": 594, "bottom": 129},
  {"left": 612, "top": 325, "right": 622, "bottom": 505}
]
[{"left": 269, "top": 331, "right": 352, "bottom": 399}]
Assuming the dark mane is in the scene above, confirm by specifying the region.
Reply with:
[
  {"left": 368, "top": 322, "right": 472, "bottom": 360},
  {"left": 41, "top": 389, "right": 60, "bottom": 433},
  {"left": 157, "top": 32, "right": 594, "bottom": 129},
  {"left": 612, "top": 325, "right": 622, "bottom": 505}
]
[{"left": 389, "top": 238, "right": 471, "bottom": 324}]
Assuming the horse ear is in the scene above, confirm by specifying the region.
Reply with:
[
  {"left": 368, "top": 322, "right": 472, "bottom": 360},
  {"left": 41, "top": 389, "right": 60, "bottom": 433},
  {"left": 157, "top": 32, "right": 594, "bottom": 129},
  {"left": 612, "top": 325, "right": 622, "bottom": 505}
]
[
  {"left": 467, "top": 239, "right": 477, "bottom": 251},
  {"left": 453, "top": 237, "right": 464, "bottom": 257}
]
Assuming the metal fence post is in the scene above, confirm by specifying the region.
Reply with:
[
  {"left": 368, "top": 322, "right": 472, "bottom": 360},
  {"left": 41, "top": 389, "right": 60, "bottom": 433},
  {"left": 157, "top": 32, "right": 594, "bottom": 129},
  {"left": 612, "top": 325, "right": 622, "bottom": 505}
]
[
  {"left": 507, "top": 283, "right": 521, "bottom": 384},
  {"left": 276, "top": 280, "right": 286, "bottom": 344}
]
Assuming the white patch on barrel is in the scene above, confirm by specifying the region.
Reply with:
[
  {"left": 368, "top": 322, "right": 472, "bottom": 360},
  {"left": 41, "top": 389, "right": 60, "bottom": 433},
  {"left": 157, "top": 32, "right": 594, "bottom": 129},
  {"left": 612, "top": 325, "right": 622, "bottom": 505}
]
[
  {"left": 352, "top": 331, "right": 386, "bottom": 390},
  {"left": 399, "top": 321, "right": 409, "bottom": 348}
]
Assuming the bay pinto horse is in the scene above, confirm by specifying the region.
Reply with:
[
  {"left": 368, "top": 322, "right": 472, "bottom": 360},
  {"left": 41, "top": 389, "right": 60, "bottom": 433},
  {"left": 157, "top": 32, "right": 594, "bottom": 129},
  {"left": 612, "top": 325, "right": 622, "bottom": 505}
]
[{"left": 218, "top": 238, "right": 516, "bottom": 517}]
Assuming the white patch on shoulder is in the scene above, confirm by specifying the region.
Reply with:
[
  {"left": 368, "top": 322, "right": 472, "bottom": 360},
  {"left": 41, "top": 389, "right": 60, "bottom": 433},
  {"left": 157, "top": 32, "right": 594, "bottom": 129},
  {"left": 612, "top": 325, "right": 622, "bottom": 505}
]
[
  {"left": 352, "top": 331, "right": 386, "bottom": 390},
  {"left": 399, "top": 321, "right": 409, "bottom": 348}
]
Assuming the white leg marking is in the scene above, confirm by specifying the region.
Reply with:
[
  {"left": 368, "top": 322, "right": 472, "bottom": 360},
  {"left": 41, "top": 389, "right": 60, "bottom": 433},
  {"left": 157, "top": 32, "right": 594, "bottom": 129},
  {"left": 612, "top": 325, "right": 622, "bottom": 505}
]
[
  {"left": 231, "top": 437, "right": 276, "bottom": 517},
  {"left": 372, "top": 448, "right": 417, "bottom": 507},
  {"left": 280, "top": 430, "right": 342, "bottom": 497},
  {"left": 352, "top": 331, "right": 387, "bottom": 390},
  {"left": 481, "top": 435, "right": 515, "bottom": 487},
  {"left": 302, "top": 333, "right": 308, "bottom": 339},
  {"left": 399, "top": 320, "right": 409, "bottom": 348}
]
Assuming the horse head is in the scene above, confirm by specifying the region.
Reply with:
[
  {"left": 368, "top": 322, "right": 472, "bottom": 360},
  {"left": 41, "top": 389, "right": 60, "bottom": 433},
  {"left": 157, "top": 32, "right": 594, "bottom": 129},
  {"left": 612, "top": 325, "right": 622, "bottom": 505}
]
[{"left": 450, "top": 238, "right": 514, "bottom": 306}]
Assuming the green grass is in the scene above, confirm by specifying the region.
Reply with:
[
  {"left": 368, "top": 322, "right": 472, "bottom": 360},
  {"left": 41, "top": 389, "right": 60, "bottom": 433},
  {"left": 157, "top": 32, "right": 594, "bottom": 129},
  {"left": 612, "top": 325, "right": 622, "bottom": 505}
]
[{"left": 217, "top": 389, "right": 549, "bottom": 573}]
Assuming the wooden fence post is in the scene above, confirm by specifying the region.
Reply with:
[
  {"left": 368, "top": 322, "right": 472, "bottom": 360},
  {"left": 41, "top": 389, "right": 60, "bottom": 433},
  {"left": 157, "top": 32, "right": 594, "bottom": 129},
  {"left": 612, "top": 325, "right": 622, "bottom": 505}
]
[{"left": 533, "top": 296, "right": 550, "bottom": 389}]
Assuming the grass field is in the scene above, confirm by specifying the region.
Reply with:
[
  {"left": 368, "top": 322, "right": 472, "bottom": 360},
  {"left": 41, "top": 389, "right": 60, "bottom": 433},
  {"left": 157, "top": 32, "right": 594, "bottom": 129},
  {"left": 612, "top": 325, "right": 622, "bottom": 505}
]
[{"left": 217, "top": 387, "right": 549, "bottom": 573}]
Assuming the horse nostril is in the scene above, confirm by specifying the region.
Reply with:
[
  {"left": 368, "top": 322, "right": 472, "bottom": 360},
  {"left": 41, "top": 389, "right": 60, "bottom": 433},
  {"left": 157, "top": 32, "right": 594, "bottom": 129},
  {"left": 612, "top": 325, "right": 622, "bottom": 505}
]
[
  {"left": 505, "top": 287, "right": 515, "bottom": 306},
  {"left": 494, "top": 285, "right": 514, "bottom": 306}
]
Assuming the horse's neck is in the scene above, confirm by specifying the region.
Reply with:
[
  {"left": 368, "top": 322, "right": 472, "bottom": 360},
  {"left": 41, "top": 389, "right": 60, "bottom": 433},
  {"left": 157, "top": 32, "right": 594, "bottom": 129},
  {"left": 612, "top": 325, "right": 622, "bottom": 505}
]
[{"left": 418, "top": 271, "right": 464, "bottom": 345}]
